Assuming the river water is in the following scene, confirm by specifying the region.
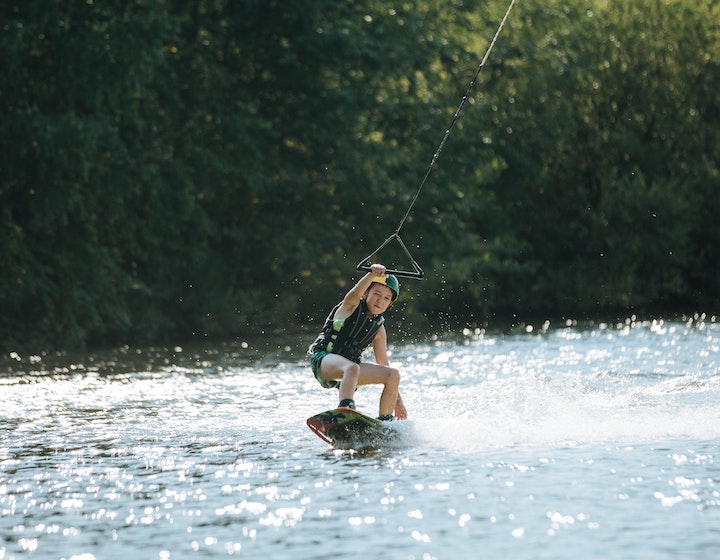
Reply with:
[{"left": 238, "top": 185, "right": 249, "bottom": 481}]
[{"left": 2, "top": 316, "right": 719, "bottom": 559}]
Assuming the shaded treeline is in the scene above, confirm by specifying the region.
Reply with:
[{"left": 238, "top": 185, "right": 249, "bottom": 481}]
[{"left": 1, "top": 0, "right": 719, "bottom": 350}]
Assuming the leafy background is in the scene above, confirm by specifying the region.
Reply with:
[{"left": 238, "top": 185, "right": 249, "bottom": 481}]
[{"left": 1, "top": 0, "right": 718, "bottom": 350}]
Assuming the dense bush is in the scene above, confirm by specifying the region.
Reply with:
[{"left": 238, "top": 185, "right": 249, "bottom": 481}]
[{"left": 1, "top": 0, "right": 718, "bottom": 349}]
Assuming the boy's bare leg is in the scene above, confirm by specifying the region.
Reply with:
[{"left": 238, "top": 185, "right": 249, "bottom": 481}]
[
  {"left": 320, "top": 355, "right": 400, "bottom": 417},
  {"left": 356, "top": 363, "right": 400, "bottom": 417}
]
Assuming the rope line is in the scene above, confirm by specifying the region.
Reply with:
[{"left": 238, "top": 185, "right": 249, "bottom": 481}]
[
  {"left": 393, "top": 0, "right": 518, "bottom": 236},
  {"left": 357, "top": 0, "right": 517, "bottom": 278}
]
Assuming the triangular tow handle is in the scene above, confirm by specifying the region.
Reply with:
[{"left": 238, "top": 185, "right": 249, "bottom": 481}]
[{"left": 356, "top": 233, "right": 424, "bottom": 279}]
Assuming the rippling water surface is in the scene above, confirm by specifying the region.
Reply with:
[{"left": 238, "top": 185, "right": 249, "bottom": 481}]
[{"left": 2, "top": 318, "right": 719, "bottom": 559}]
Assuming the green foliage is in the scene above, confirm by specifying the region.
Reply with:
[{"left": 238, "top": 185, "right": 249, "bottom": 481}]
[
  {"left": 438, "top": 0, "right": 720, "bottom": 319},
  {"left": 1, "top": 0, "right": 718, "bottom": 350}
]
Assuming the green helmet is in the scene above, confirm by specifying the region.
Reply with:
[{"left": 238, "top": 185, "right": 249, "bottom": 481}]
[{"left": 372, "top": 274, "right": 400, "bottom": 301}]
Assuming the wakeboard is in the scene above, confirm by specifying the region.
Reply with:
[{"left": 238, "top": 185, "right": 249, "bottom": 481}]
[{"left": 306, "top": 407, "right": 395, "bottom": 448}]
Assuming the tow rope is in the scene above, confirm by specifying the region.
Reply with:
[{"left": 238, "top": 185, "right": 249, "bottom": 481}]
[{"left": 357, "top": 0, "right": 518, "bottom": 279}]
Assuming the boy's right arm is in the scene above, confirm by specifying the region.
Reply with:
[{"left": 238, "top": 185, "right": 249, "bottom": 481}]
[{"left": 334, "top": 264, "right": 387, "bottom": 319}]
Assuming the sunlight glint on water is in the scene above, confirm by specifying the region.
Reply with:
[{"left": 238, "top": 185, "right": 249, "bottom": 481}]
[{"left": 1, "top": 319, "right": 719, "bottom": 559}]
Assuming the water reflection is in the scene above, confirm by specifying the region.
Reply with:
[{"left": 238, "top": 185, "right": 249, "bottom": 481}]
[{"left": 1, "top": 320, "right": 719, "bottom": 559}]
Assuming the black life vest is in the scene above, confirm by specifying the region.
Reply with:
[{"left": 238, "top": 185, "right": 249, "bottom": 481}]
[{"left": 309, "top": 299, "right": 385, "bottom": 363}]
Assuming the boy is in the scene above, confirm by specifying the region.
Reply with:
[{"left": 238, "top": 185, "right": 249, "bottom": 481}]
[{"left": 309, "top": 263, "right": 407, "bottom": 420}]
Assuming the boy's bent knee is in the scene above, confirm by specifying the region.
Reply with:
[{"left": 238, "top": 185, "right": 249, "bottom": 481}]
[{"left": 344, "top": 362, "right": 361, "bottom": 381}]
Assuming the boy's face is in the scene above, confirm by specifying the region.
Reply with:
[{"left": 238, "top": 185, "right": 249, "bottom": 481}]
[{"left": 365, "top": 284, "right": 394, "bottom": 315}]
